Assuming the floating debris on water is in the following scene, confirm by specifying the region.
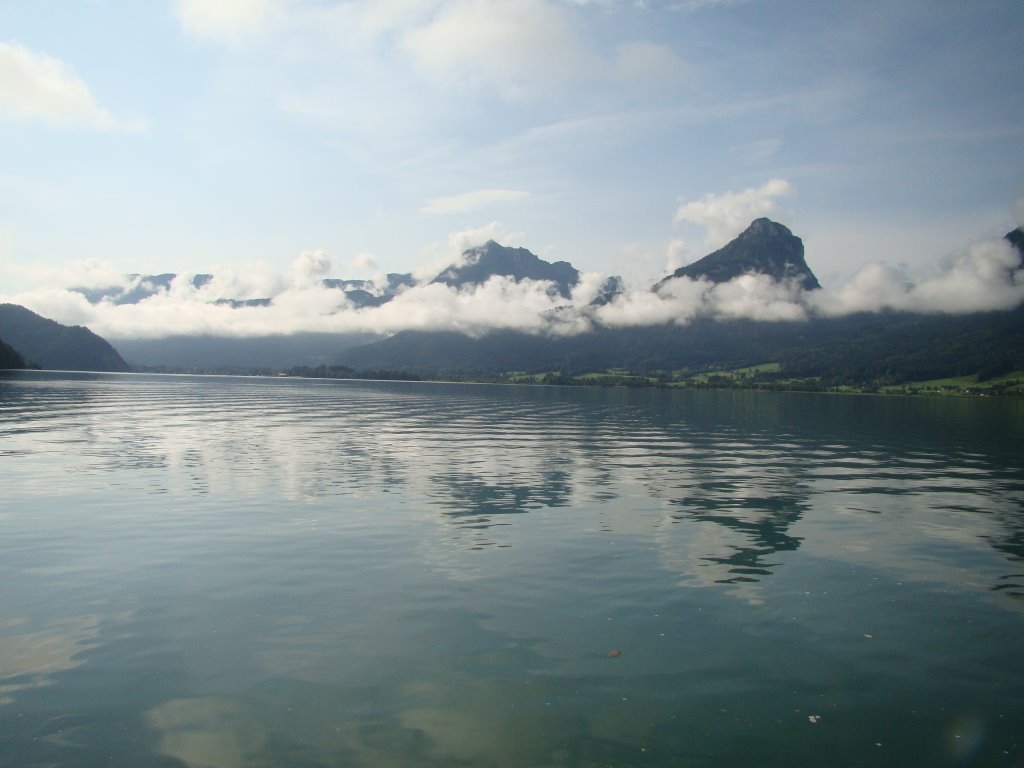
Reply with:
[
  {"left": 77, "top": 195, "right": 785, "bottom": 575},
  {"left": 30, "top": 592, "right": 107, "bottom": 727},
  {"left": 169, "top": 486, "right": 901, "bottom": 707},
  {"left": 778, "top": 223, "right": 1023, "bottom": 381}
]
[{"left": 608, "top": 650, "right": 622, "bottom": 657}]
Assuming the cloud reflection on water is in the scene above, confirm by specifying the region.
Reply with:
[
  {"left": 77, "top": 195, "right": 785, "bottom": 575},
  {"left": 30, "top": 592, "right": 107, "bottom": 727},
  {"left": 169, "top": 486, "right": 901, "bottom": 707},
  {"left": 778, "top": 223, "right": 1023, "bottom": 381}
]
[
  {"left": 2, "top": 374, "right": 1023, "bottom": 604},
  {"left": 3, "top": 374, "right": 1024, "bottom": 766},
  {"left": 0, "top": 617, "right": 100, "bottom": 706}
]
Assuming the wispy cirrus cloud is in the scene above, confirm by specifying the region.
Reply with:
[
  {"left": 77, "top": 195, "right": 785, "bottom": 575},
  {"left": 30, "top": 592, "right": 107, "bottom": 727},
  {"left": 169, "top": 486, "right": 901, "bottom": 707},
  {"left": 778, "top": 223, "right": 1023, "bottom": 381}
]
[
  {"left": 0, "top": 42, "right": 143, "bottom": 131},
  {"left": 173, "top": 0, "right": 277, "bottom": 44},
  {"left": 422, "top": 189, "right": 531, "bottom": 215}
]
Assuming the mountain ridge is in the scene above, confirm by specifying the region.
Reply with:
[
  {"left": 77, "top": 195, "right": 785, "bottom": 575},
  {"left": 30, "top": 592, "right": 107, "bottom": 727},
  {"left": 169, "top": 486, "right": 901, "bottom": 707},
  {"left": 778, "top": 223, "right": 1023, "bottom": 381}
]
[
  {"left": 0, "top": 337, "right": 31, "bottom": 369},
  {"left": 0, "top": 304, "right": 130, "bottom": 372},
  {"left": 657, "top": 218, "right": 820, "bottom": 291},
  {"left": 432, "top": 240, "right": 581, "bottom": 298},
  {"left": 68, "top": 219, "right": 828, "bottom": 315}
]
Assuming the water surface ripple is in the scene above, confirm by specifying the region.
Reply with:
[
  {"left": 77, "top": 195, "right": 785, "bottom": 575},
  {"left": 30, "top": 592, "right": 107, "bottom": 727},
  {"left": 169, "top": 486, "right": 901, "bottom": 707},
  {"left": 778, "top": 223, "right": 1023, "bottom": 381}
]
[{"left": 1, "top": 372, "right": 1022, "bottom": 767}]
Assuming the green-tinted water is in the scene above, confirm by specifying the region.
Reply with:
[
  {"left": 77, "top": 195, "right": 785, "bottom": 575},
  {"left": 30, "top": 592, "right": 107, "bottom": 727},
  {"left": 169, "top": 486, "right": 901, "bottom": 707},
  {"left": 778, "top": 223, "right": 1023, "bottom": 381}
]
[{"left": 1, "top": 372, "right": 1022, "bottom": 767}]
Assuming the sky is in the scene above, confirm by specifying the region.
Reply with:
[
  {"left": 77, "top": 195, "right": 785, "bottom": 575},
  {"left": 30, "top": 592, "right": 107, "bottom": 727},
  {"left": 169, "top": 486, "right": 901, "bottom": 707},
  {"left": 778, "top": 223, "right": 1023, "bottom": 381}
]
[{"left": 1, "top": 0, "right": 1023, "bottom": 339}]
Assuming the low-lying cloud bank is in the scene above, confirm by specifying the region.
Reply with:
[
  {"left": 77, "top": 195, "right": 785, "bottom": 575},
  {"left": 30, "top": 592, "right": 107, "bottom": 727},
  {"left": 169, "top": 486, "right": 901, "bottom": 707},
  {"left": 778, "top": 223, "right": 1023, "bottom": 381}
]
[{"left": 2, "top": 235, "right": 1021, "bottom": 341}]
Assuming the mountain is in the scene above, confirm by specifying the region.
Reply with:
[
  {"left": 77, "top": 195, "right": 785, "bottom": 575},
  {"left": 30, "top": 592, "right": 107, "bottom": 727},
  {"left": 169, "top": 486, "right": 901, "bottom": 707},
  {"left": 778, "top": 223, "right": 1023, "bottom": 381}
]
[
  {"left": 72, "top": 271, "right": 418, "bottom": 311},
  {"left": 1008, "top": 226, "right": 1024, "bottom": 263},
  {"left": 0, "top": 337, "right": 31, "bottom": 369},
  {"left": 656, "top": 218, "right": 820, "bottom": 291},
  {"left": 338, "top": 307, "right": 1024, "bottom": 385},
  {"left": 113, "top": 332, "right": 380, "bottom": 371},
  {"left": 68, "top": 245, "right": 578, "bottom": 316},
  {"left": 433, "top": 241, "right": 580, "bottom": 298},
  {"left": 338, "top": 224, "right": 1024, "bottom": 383},
  {"left": 74, "top": 273, "right": 214, "bottom": 305},
  {"left": 321, "top": 273, "right": 416, "bottom": 308},
  {"left": 0, "top": 304, "right": 130, "bottom": 371}
]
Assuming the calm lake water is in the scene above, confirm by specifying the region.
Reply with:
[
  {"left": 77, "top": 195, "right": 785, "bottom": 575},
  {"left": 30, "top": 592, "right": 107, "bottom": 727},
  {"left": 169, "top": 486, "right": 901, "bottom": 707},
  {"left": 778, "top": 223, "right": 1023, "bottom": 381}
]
[{"left": 1, "top": 371, "right": 1023, "bottom": 767}]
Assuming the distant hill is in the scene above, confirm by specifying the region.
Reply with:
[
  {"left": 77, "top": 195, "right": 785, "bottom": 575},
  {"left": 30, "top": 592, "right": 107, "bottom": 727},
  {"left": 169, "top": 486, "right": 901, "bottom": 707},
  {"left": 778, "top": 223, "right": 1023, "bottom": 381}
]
[
  {"left": 433, "top": 241, "right": 580, "bottom": 298},
  {"left": 74, "top": 273, "right": 213, "bottom": 305},
  {"left": 321, "top": 273, "right": 416, "bottom": 308},
  {"left": 0, "top": 304, "right": 130, "bottom": 372},
  {"left": 67, "top": 243, "right": 580, "bottom": 314},
  {"left": 338, "top": 307, "right": 1024, "bottom": 386},
  {"left": 112, "top": 332, "right": 381, "bottom": 371},
  {"left": 45, "top": 220, "right": 1024, "bottom": 383},
  {"left": 0, "top": 337, "right": 31, "bottom": 369},
  {"left": 656, "top": 218, "right": 820, "bottom": 291}
]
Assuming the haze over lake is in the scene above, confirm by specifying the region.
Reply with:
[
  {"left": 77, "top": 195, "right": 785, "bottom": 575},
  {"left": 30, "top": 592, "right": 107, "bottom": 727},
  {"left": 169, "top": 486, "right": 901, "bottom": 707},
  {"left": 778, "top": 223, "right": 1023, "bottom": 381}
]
[{"left": 1, "top": 371, "right": 1022, "bottom": 767}]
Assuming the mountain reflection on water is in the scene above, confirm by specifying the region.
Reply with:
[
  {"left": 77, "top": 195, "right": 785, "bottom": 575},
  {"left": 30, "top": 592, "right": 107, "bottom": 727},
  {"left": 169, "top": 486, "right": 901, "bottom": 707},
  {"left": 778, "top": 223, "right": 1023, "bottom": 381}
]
[
  {"left": 2, "top": 372, "right": 1024, "bottom": 767},
  {"left": 1, "top": 371, "right": 1022, "bottom": 600}
]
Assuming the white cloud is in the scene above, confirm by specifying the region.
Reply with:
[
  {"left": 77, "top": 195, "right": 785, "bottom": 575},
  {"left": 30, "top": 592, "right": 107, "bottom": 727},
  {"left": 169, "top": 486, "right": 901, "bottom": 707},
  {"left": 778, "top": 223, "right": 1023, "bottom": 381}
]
[
  {"left": 3, "top": 230, "right": 1020, "bottom": 344},
  {"left": 665, "top": 238, "right": 688, "bottom": 272},
  {"left": 288, "top": 249, "right": 333, "bottom": 287},
  {"left": 174, "top": 0, "right": 276, "bottom": 44},
  {"left": 3, "top": 273, "right": 568, "bottom": 340},
  {"left": 408, "top": 222, "right": 506, "bottom": 281},
  {"left": 197, "top": 262, "right": 286, "bottom": 301},
  {"left": 592, "top": 280, "right": 703, "bottom": 327},
  {"left": 347, "top": 252, "right": 379, "bottom": 272},
  {"left": 811, "top": 237, "right": 1024, "bottom": 316},
  {"left": 412, "top": 221, "right": 533, "bottom": 282},
  {"left": 422, "top": 189, "right": 531, "bottom": 215},
  {"left": 0, "top": 42, "right": 141, "bottom": 131},
  {"left": 447, "top": 222, "right": 510, "bottom": 255},
  {"left": 10, "top": 257, "right": 124, "bottom": 291},
  {"left": 593, "top": 271, "right": 808, "bottom": 327},
  {"left": 674, "top": 179, "right": 794, "bottom": 249},
  {"left": 400, "top": 0, "right": 594, "bottom": 99},
  {"left": 707, "top": 273, "right": 807, "bottom": 321}
]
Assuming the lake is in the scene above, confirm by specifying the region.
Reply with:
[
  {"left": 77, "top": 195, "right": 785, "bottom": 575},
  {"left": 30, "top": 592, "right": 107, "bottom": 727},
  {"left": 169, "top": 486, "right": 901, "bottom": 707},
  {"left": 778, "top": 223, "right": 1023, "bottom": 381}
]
[{"left": 1, "top": 371, "right": 1022, "bottom": 767}]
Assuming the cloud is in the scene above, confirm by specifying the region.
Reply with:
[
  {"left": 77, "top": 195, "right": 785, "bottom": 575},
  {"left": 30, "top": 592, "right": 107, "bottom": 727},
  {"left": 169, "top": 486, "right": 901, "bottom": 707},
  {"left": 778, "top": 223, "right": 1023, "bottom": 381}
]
[
  {"left": 288, "top": 249, "right": 333, "bottom": 287},
  {"left": 811, "top": 237, "right": 1024, "bottom": 316},
  {"left": 400, "top": 0, "right": 594, "bottom": 99},
  {"left": 0, "top": 42, "right": 142, "bottom": 131},
  {"left": 593, "top": 272, "right": 807, "bottom": 327},
  {"left": 402, "top": 223, "right": 527, "bottom": 283},
  {"left": 3, "top": 230, "right": 1021, "bottom": 344},
  {"left": 347, "top": 252, "right": 379, "bottom": 272},
  {"left": 7, "top": 257, "right": 125, "bottom": 291},
  {"left": 422, "top": 189, "right": 531, "bottom": 215},
  {"left": 705, "top": 273, "right": 807, "bottom": 321},
  {"left": 174, "top": 0, "right": 276, "bottom": 44},
  {"left": 3, "top": 274, "right": 567, "bottom": 340},
  {"left": 674, "top": 179, "right": 794, "bottom": 249},
  {"left": 665, "top": 238, "right": 688, "bottom": 272}
]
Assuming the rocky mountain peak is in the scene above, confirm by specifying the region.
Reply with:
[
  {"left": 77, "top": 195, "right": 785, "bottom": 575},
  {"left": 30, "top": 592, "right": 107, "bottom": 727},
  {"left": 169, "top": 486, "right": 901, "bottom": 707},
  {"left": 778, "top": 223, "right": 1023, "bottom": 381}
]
[
  {"left": 432, "top": 241, "right": 580, "bottom": 299},
  {"left": 656, "top": 218, "right": 820, "bottom": 292},
  {"left": 1006, "top": 227, "right": 1024, "bottom": 263}
]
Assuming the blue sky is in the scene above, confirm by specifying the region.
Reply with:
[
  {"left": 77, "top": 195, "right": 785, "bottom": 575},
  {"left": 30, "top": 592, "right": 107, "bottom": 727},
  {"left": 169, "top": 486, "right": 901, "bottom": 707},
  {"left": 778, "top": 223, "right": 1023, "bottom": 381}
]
[{"left": 1, "top": 0, "right": 1022, "bottom": 303}]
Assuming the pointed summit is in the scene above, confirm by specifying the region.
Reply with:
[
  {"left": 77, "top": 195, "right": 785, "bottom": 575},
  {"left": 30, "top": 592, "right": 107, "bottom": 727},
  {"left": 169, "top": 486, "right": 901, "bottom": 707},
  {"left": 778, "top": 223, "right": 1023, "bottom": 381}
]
[
  {"left": 432, "top": 241, "right": 580, "bottom": 298},
  {"left": 1006, "top": 226, "right": 1024, "bottom": 263},
  {"left": 657, "top": 218, "right": 820, "bottom": 291}
]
